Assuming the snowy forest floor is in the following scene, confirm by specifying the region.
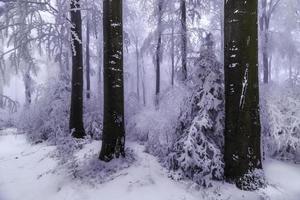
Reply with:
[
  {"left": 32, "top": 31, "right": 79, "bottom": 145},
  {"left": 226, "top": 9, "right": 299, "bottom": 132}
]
[{"left": 0, "top": 128, "right": 300, "bottom": 200}]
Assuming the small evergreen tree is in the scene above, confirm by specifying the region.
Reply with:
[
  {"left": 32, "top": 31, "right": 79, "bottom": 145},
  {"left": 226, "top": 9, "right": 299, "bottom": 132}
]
[{"left": 168, "top": 34, "right": 224, "bottom": 187}]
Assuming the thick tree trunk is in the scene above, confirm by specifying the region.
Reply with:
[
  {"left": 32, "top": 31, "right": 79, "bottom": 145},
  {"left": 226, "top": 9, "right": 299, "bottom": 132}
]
[
  {"left": 180, "top": 0, "right": 187, "bottom": 80},
  {"left": 155, "top": 0, "right": 163, "bottom": 108},
  {"left": 69, "top": 0, "right": 85, "bottom": 138},
  {"left": 224, "top": 0, "right": 263, "bottom": 190},
  {"left": 99, "top": 0, "right": 125, "bottom": 161},
  {"left": 86, "top": 16, "right": 91, "bottom": 99}
]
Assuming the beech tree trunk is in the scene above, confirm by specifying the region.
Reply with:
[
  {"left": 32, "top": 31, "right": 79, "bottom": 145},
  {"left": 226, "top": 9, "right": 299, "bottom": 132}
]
[
  {"left": 141, "top": 55, "right": 146, "bottom": 107},
  {"left": 99, "top": 0, "right": 125, "bottom": 161},
  {"left": 0, "top": 83, "right": 4, "bottom": 108},
  {"left": 180, "top": 0, "right": 187, "bottom": 80},
  {"left": 69, "top": 0, "right": 85, "bottom": 138},
  {"left": 261, "top": 0, "right": 269, "bottom": 84},
  {"left": 171, "top": 21, "right": 175, "bottom": 86},
  {"left": 23, "top": 71, "right": 32, "bottom": 106},
  {"left": 86, "top": 16, "right": 91, "bottom": 99},
  {"left": 135, "top": 39, "right": 140, "bottom": 102},
  {"left": 224, "top": 0, "right": 263, "bottom": 190},
  {"left": 155, "top": 0, "right": 163, "bottom": 108}
]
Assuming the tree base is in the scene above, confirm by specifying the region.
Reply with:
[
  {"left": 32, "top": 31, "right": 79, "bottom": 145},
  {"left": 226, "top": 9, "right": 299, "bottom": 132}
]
[
  {"left": 71, "top": 128, "right": 86, "bottom": 139},
  {"left": 99, "top": 137, "right": 125, "bottom": 162},
  {"left": 235, "top": 169, "right": 266, "bottom": 191}
]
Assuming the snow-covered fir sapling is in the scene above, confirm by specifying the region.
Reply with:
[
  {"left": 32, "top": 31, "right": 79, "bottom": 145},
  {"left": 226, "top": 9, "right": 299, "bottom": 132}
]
[{"left": 167, "top": 33, "right": 224, "bottom": 187}]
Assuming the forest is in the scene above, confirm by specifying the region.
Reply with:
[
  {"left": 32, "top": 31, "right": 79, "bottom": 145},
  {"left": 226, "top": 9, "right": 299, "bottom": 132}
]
[{"left": 0, "top": 0, "right": 300, "bottom": 199}]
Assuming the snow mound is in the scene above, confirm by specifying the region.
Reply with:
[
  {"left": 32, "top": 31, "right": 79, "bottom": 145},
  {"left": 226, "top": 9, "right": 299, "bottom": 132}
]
[
  {"left": 71, "top": 143, "right": 135, "bottom": 186},
  {"left": 1, "top": 129, "right": 300, "bottom": 200}
]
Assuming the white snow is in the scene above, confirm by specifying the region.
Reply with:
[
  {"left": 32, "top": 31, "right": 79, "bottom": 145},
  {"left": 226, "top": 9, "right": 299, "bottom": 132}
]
[{"left": 0, "top": 128, "right": 300, "bottom": 200}]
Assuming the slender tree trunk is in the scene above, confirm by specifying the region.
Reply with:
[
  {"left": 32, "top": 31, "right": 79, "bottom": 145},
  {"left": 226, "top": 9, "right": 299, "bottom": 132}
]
[
  {"left": 262, "top": 31, "right": 269, "bottom": 83},
  {"left": 23, "top": 70, "right": 31, "bottom": 106},
  {"left": 141, "top": 55, "right": 146, "bottom": 107},
  {"left": 180, "top": 0, "right": 187, "bottom": 80},
  {"left": 268, "top": 54, "right": 272, "bottom": 81},
  {"left": 261, "top": 0, "right": 271, "bottom": 84},
  {"left": 135, "top": 39, "right": 140, "bottom": 102},
  {"left": 289, "top": 60, "right": 292, "bottom": 80},
  {"left": 97, "top": 34, "right": 103, "bottom": 100},
  {"left": 224, "top": 0, "right": 263, "bottom": 190},
  {"left": 171, "top": 21, "right": 175, "bottom": 86},
  {"left": 86, "top": 16, "right": 91, "bottom": 99},
  {"left": 69, "top": 0, "right": 85, "bottom": 138},
  {"left": 0, "top": 83, "right": 4, "bottom": 109},
  {"left": 99, "top": 0, "right": 125, "bottom": 161},
  {"left": 221, "top": 7, "right": 225, "bottom": 64},
  {"left": 155, "top": 0, "right": 163, "bottom": 108}
]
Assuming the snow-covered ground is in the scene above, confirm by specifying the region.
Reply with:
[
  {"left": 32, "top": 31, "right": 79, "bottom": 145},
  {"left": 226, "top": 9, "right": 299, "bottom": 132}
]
[{"left": 0, "top": 128, "right": 300, "bottom": 200}]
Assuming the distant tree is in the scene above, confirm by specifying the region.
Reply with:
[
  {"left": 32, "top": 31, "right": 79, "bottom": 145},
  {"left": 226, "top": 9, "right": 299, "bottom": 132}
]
[
  {"left": 260, "top": 0, "right": 281, "bottom": 83},
  {"left": 85, "top": 14, "right": 91, "bottom": 99},
  {"left": 0, "top": 0, "right": 39, "bottom": 106},
  {"left": 134, "top": 37, "right": 140, "bottom": 102},
  {"left": 0, "top": 0, "right": 73, "bottom": 103},
  {"left": 224, "top": 0, "right": 264, "bottom": 190},
  {"left": 180, "top": 0, "right": 187, "bottom": 81},
  {"left": 99, "top": 0, "right": 125, "bottom": 161},
  {"left": 154, "top": 0, "right": 163, "bottom": 108},
  {"left": 69, "top": 0, "right": 85, "bottom": 138}
]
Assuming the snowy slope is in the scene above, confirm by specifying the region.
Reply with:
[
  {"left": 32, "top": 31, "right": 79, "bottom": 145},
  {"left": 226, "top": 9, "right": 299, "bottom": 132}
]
[{"left": 0, "top": 129, "right": 299, "bottom": 200}]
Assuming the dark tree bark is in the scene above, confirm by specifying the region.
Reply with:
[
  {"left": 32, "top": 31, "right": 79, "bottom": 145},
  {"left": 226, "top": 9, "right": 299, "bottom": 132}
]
[
  {"left": 69, "top": 0, "right": 85, "bottom": 138},
  {"left": 155, "top": 0, "right": 163, "bottom": 108},
  {"left": 224, "top": 0, "right": 263, "bottom": 190},
  {"left": 99, "top": 0, "right": 125, "bottom": 161},
  {"left": 86, "top": 16, "right": 91, "bottom": 99},
  {"left": 180, "top": 0, "right": 187, "bottom": 80}
]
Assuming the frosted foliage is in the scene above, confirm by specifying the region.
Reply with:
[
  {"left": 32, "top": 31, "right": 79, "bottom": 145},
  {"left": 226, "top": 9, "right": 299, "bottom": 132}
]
[
  {"left": 127, "top": 86, "right": 190, "bottom": 157},
  {"left": 16, "top": 78, "right": 103, "bottom": 144},
  {"left": 84, "top": 96, "right": 103, "bottom": 140},
  {"left": 17, "top": 79, "right": 70, "bottom": 144},
  {"left": 0, "top": 109, "right": 12, "bottom": 128},
  {"left": 168, "top": 37, "right": 224, "bottom": 187},
  {"left": 125, "top": 92, "right": 141, "bottom": 122},
  {"left": 261, "top": 83, "right": 300, "bottom": 162}
]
